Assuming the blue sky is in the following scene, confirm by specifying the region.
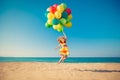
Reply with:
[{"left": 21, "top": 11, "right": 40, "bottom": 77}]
[{"left": 0, "top": 0, "right": 120, "bottom": 57}]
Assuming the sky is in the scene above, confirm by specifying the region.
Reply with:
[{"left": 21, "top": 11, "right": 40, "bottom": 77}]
[{"left": 0, "top": 0, "right": 120, "bottom": 57}]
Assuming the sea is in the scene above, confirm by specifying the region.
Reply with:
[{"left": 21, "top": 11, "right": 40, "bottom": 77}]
[{"left": 0, "top": 57, "right": 120, "bottom": 63}]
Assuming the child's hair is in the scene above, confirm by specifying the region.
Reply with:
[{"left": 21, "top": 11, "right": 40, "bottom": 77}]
[{"left": 57, "top": 36, "right": 66, "bottom": 43}]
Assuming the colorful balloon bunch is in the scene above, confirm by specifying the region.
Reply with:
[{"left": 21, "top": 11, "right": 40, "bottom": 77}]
[{"left": 45, "top": 3, "right": 72, "bottom": 32}]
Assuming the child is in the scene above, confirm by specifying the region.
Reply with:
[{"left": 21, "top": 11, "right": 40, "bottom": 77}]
[{"left": 55, "top": 32, "right": 69, "bottom": 64}]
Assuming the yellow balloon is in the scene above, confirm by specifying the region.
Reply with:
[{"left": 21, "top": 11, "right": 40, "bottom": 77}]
[
  {"left": 55, "top": 11, "right": 61, "bottom": 19},
  {"left": 68, "top": 14, "right": 72, "bottom": 20},
  {"left": 53, "top": 24, "right": 62, "bottom": 30},
  {"left": 47, "top": 13, "right": 55, "bottom": 19},
  {"left": 53, "top": 25, "right": 58, "bottom": 30},
  {"left": 57, "top": 5, "right": 64, "bottom": 13},
  {"left": 57, "top": 24, "right": 62, "bottom": 28},
  {"left": 47, "top": 19, "right": 52, "bottom": 25},
  {"left": 64, "top": 22, "right": 72, "bottom": 28}
]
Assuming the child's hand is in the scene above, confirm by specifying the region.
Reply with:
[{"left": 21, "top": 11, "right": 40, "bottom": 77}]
[{"left": 54, "top": 47, "right": 58, "bottom": 50}]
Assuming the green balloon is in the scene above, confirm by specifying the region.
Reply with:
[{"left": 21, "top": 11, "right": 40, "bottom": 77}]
[
  {"left": 61, "top": 3, "right": 67, "bottom": 10},
  {"left": 60, "top": 18, "right": 67, "bottom": 25},
  {"left": 66, "top": 18, "right": 70, "bottom": 22},
  {"left": 57, "top": 26, "right": 63, "bottom": 32},
  {"left": 45, "top": 22, "right": 52, "bottom": 28},
  {"left": 52, "top": 18, "right": 59, "bottom": 25}
]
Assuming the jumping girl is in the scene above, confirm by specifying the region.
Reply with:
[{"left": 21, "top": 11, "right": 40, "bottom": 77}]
[{"left": 55, "top": 32, "right": 69, "bottom": 64}]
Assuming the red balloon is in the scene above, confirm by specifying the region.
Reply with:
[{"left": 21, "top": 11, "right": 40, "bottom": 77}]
[
  {"left": 65, "top": 8, "right": 71, "bottom": 15},
  {"left": 53, "top": 4, "right": 58, "bottom": 8},
  {"left": 49, "top": 6, "right": 57, "bottom": 14}
]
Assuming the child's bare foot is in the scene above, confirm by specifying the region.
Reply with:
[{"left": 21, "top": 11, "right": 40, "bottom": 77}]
[{"left": 58, "top": 62, "right": 60, "bottom": 64}]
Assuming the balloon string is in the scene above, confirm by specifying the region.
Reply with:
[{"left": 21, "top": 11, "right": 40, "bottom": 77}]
[{"left": 62, "top": 31, "right": 67, "bottom": 38}]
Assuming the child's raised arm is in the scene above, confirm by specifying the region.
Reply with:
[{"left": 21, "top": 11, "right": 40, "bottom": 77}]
[{"left": 55, "top": 44, "right": 61, "bottom": 50}]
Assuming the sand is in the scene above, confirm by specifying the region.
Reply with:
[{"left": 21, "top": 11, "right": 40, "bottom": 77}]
[{"left": 0, "top": 62, "right": 120, "bottom": 80}]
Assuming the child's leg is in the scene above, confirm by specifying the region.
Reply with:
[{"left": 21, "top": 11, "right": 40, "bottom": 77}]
[
  {"left": 58, "top": 55, "right": 64, "bottom": 64},
  {"left": 61, "top": 56, "right": 65, "bottom": 63},
  {"left": 62, "top": 55, "right": 67, "bottom": 62},
  {"left": 64, "top": 55, "right": 68, "bottom": 59},
  {"left": 61, "top": 55, "right": 67, "bottom": 63}
]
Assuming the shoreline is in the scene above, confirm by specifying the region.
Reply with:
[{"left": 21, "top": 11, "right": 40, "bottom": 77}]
[{"left": 0, "top": 57, "right": 120, "bottom": 63}]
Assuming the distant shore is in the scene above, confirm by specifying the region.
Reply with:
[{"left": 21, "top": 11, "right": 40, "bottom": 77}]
[{"left": 0, "top": 62, "right": 120, "bottom": 80}]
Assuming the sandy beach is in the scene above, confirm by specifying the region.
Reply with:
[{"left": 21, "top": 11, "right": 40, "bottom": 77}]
[{"left": 0, "top": 62, "right": 120, "bottom": 80}]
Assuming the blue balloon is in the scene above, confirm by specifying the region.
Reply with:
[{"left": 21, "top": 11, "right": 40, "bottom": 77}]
[
  {"left": 45, "top": 11, "right": 49, "bottom": 18},
  {"left": 52, "top": 18, "right": 59, "bottom": 25},
  {"left": 62, "top": 11, "right": 68, "bottom": 18}
]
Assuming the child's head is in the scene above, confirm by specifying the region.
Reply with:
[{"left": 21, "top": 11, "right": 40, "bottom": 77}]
[{"left": 57, "top": 36, "right": 66, "bottom": 43}]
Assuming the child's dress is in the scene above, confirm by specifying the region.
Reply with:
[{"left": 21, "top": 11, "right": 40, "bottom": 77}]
[{"left": 59, "top": 43, "right": 69, "bottom": 56}]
